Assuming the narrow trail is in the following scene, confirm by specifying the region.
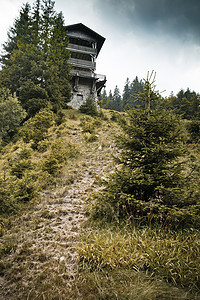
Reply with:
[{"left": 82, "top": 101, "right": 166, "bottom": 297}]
[{"left": 0, "top": 120, "right": 116, "bottom": 299}]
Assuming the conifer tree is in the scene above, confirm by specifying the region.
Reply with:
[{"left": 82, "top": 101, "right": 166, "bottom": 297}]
[
  {"left": 112, "top": 85, "right": 122, "bottom": 111},
  {"left": 0, "top": 88, "right": 27, "bottom": 140},
  {"left": 122, "top": 78, "right": 131, "bottom": 111},
  {"left": 92, "top": 72, "right": 200, "bottom": 228},
  {"left": 1, "top": 3, "right": 32, "bottom": 64},
  {"left": 0, "top": 0, "right": 71, "bottom": 117},
  {"left": 129, "top": 76, "right": 144, "bottom": 108}
]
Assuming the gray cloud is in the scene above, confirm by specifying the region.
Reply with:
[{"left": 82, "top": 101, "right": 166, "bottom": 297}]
[{"left": 96, "top": 0, "right": 200, "bottom": 42}]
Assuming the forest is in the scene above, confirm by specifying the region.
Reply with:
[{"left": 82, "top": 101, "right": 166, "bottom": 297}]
[{"left": 0, "top": 0, "right": 200, "bottom": 299}]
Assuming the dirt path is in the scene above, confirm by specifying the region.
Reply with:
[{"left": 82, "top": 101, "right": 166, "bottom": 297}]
[{"left": 0, "top": 123, "right": 116, "bottom": 299}]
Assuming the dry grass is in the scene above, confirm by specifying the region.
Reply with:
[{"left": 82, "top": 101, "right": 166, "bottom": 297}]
[
  {"left": 0, "top": 109, "right": 118, "bottom": 299},
  {"left": 1, "top": 109, "right": 199, "bottom": 299},
  {"left": 78, "top": 225, "right": 200, "bottom": 299}
]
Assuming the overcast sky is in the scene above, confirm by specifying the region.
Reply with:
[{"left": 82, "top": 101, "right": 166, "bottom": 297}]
[{"left": 0, "top": 0, "right": 200, "bottom": 97}]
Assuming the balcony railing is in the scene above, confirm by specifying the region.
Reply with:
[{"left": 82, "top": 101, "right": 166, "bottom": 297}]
[
  {"left": 67, "top": 43, "right": 97, "bottom": 55},
  {"left": 70, "top": 69, "right": 106, "bottom": 82},
  {"left": 69, "top": 58, "right": 96, "bottom": 70},
  {"left": 70, "top": 69, "right": 95, "bottom": 78}
]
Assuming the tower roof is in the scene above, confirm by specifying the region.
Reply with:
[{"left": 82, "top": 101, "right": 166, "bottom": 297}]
[{"left": 65, "top": 23, "right": 105, "bottom": 56}]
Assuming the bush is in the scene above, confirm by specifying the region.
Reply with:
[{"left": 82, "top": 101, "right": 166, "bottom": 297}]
[
  {"left": 79, "top": 97, "right": 99, "bottom": 116},
  {"left": 42, "top": 139, "right": 79, "bottom": 175},
  {"left": 21, "top": 108, "right": 54, "bottom": 149},
  {"left": 14, "top": 173, "right": 38, "bottom": 202},
  {"left": 0, "top": 177, "right": 17, "bottom": 215},
  {"left": 8, "top": 147, "right": 33, "bottom": 179},
  {"left": 186, "top": 120, "right": 200, "bottom": 143},
  {"left": 0, "top": 89, "right": 27, "bottom": 139}
]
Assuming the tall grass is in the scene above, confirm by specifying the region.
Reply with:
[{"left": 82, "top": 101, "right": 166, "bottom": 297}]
[{"left": 78, "top": 225, "right": 200, "bottom": 292}]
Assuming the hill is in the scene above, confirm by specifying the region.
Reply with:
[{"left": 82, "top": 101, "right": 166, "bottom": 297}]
[{"left": 0, "top": 109, "right": 199, "bottom": 299}]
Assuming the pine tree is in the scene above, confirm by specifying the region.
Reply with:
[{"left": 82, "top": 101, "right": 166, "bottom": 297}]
[
  {"left": 92, "top": 73, "right": 200, "bottom": 228},
  {"left": 0, "top": 88, "right": 27, "bottom": 140},
  {"left": 0, "top": 0, "right": 71, "bottom": 117},
  {"left": 45, "top": 11, "right": 71, "bottom": 111},
  {"left": 129, "top": 76, "right": 144, "bottom": 108},
  {"left": 122, "top": 78, "right": 131, "bottom": 111},
  {"left": 112, "top": 85, "right": 122, "bottom": 111},
  {"left": 79, "top": 97, "right": 98, "bottom": 116},
  {"left": 1, "top": 3, "right": 32, "bottom": 65}
]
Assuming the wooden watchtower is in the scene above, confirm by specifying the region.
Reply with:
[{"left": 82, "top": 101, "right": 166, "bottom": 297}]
[{"left": 66, "top": 23, "right": 106, "bottom": 109}]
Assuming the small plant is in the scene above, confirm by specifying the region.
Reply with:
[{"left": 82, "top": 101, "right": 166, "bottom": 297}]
[
  {"left": 79, "top": 97, "right": 99, "bottom": 116},
  {"left": 0, "top": 234, "right": 18, "bottom": 257},
  {"left": 83, "top": 132, "right": 98, "bottom": 142},
  {"left": 55, "top": 109, "right": 66, "bottom": 126},
  {"left": 42, "top": 139, "right": 79, "bottom": 175},
  {"left": 42, "top": 155, "right": 60, "bottom": 175},
  {"left": 80, "top": 116, "right": 99, "bottom": 134},
  {"left": 37, "top": 139, "right": 49, "bottom": 153},
  {"left": 14, "top": 172, "right": 38, "bottom": 202},
  {"left": 20, "top": 108, "right": 54, "bottom": 149},
  {"left": 0, "top": 176, "right": 17, "bottom": 215}
]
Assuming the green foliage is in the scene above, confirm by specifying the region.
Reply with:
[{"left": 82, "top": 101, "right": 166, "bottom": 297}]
[
  {"left": 14, "top": 172, "right": 38, "bottom": 202},
  {"left": 0, "top": 0, "right": 71, "bottom": 117},
  {"left": 42, "top": 139, "right": 79, "bottom": 175},
  {"left": 80, "top": 116, "right": 97, "bottom": 134},
  {"left": 110, "top": 110, "right": 121, "bottom": 122},
  {"left": 19, "top": 79, "right": 49, "bottom": 116},
  {"left": 21, "top": 108, "right": 54, "bottom": 149},
  {"left": 0, "top": 150, "right": 38, "bottom": 214},
  {"left": 186, "top": 120, "right": 200, "bottom": 143},
  {"left": 0, "top": 89, "right": 27, "bottom": 139},
  {"left": 79, "top": 97, "right": 99, "bottom": 116},
  {"left": 0, "top": 234, "right": 18, "bottom": 256},
  {"left": 8, "top": 147, "right": 33, "bottom": 179},
  {"left": 0, "top": 177, "right": 17, "bottom": 215},
  {"left": 79, "top": 227, "right": 200, "bottom": 292},
  {"left": 112, "top": 85, "right": 122, "bottom": 111},
  {"left": 159, "top": 88, "right": 200, "bottom": 120},
  {"left": 122, "top": 76, "right": 144, "bottom": 111},
  {"left": 92, "top": 75, "right": 200, "bottom": 228},
  {"left": 54, "top": 110, "right": 66, "bottom": 126},
  {"left": 100, "top": 77, "right": 144, "bottom": 112},
  {"left": 83, "top": 132, "right": 99, "bottom": 142}
]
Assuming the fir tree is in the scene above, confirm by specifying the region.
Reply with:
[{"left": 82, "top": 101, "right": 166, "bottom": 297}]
[
  {"left": 92, "top": 72, "right": 200, "bottom": 228},
  {"left": 122, "top": 77, "right": 131, "bottom": 111},
  {"left": 112, "top": 85, "right": 122, "bottom": 111},
  {"left": 0, "top": 0, "right": 71, "bottom": 117},
  {"left": 1, "top": 3, "right": 32, "bottom": 65}
]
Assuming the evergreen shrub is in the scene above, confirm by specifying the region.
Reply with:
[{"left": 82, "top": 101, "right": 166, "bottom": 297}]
[
  {"left": 186, "top": 120, "right": 200, "bottom": 143},
  {"left": 79, "top": 97, "right": 99, "bottom": 116},
  {"left": 20, "top": 108, "right": 54, "bottom": 149},
  {"left": 91, "top": 74, "right": 200, "bottom": 228}
]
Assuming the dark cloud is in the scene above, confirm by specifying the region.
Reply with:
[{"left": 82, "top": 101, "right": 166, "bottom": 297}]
[{"left": 96, "top": 0, "right": 200, "bottom": 42}]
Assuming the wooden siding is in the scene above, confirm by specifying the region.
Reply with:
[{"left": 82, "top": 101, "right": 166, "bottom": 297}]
[
  {"left": 67, "top": 43, "right": 97, "bottom": 55},
  {"left": 69, "top": 58, "right": 96, "bottom": 70}
]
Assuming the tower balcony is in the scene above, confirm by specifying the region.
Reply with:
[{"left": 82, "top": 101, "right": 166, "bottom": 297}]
[
  {"left": 69, "top": 58, "right": 96, "bottom": 70},
  {"left": 70, "top": 69, "right": 95, "bottom": 78},
  {"left": 70, "top": 69, "right": 106, "bottom": 82},
  {"left": 67, "top": 43, "right": 97, "bottom": 55}
]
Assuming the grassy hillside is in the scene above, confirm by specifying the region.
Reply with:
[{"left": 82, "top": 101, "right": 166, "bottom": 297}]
[{"left": 0, "top": 109, "right": 199, "bottom": 299}]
